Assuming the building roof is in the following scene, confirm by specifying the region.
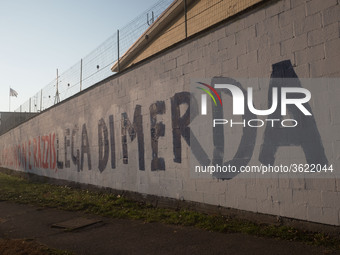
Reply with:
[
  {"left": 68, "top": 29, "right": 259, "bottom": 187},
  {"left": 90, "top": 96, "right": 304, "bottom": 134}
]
[
  {"left": 111, "top": 0, "right": 190, "bottom": 72},
  {"left": 111, "top": 0, "right": 263, "bottom": 72}
]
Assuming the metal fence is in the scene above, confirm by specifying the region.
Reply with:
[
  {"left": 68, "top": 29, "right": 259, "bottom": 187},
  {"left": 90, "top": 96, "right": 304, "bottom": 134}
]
[
  {"left": 15, "top": 0, "right": 261, "bottom": 113},
  {"left": 15, "top": 0, "right": 173, "bottom": 113}
]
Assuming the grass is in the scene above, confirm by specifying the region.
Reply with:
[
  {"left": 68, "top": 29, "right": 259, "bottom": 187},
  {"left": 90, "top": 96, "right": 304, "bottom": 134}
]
[
  {"left": 0, "top": 239, "right": 73, "bottom": 255},
  {"left": 0, "top": 172, "right": 339, "bottom": 250}
]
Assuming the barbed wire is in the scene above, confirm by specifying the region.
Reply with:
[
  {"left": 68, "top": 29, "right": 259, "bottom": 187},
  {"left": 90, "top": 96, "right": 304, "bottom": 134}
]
[
  {"left": 15, "top": 0, "right": 257, "bottom": 113},
  {"left": 15, "top": 0, "right": 174, "bottom": 113}
]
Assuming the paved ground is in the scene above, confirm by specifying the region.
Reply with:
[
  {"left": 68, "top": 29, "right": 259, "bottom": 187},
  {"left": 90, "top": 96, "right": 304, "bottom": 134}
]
[{"left": 0, "top": 201, "right": 338, "bottom": 255}]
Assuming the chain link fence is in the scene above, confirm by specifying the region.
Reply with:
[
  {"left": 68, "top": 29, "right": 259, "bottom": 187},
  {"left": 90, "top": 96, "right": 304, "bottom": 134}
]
[
  {"left": 15, "top": 0, "right": 261, "bottom": 113},
  {"left": 15, "top": 0, "right": 174, "bottom": 113}
]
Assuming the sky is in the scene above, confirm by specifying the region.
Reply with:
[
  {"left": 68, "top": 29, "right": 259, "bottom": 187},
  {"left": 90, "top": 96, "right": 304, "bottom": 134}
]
[{"left": 0, "top": 0, "right": 164, "bottom": 112}]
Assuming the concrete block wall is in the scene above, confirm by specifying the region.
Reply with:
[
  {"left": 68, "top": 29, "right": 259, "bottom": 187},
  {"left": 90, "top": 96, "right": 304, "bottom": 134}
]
[
  {"left": 0, "top": 0, "right": 340, "bottom": 225},
  {"left": 0, "top": 112, "right": 37, "bottom": 136}
]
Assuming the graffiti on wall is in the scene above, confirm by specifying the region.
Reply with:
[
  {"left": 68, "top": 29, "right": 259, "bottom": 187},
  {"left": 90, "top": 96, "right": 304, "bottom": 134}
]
[{"left": 0, "top": 60, "right": 328, "bottom": 179}]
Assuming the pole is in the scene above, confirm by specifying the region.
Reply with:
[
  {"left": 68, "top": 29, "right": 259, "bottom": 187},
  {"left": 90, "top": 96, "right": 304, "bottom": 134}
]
[
  {"left": 117, "top": 29, "right": 120, "bottom": 72},
  {"left": 184, "top": 0, "right": 188, "bottom": 38},
  {"left": 54, "top": 68, "right": 60, "bottom": 104},
  {"left": 40, "top": 89, "right": 42, "bottom": 112},
  {"left": 80, "top": 58, "right": 83, "bottom": 91},
  {"left": 9, "top": 86, "right": 10, "bottom": 112}
]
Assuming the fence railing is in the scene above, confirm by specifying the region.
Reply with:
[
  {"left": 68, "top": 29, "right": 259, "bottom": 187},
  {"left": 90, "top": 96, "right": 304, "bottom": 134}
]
[
  {"left": 15, "top": 0, "right": 261, "bottom": 113},
  {"left": 15, "top": 0, "right": 174, "bottom": 113}
]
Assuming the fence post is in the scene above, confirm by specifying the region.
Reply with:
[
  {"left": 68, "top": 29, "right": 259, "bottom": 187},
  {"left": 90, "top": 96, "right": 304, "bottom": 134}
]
[
  {"left": 117, "top": 29, "right": 120, "bottom": 72},
  {"left": 80, "top": 58, "right": 83, "bottom": 91},
  {"left": 184, "top": 0, "right": 187, "bottom": 38},
  {"left": 54, "top": 69, "right": 60, "bottom": 105},
  {"left": 40, "top": 89, "right": 42, "bottom": 112}
]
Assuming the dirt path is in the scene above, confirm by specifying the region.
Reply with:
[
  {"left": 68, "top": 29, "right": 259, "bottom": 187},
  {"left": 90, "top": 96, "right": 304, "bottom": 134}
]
[{"left": 0, "top": 201, "right": 339, "bottom": 255}]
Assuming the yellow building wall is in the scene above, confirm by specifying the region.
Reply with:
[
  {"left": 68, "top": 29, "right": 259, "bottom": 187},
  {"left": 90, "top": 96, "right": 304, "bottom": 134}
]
[
  {"left": 187, "top": 0, "right": 262, "bottom": 35},
  {"left": 128, "top": 11, "right": 186, "bottom": 68}
]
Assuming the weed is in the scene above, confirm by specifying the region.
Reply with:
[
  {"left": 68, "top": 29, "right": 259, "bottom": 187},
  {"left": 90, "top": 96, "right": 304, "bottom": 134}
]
[{"left": 0, "top": 172, "right": 339, "bottom": 250}]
